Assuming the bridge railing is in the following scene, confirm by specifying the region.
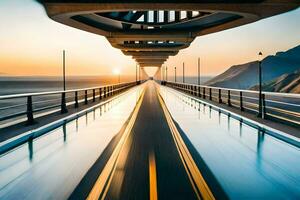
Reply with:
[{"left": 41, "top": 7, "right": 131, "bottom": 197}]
[
  {"left": 0, "top": 81, "right": 139, "bottom": 127},
  {"left": 163, "top": 81, "right": 300, "bottom": 127}
]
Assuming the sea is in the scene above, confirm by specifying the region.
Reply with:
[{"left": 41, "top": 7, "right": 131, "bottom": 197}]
[{"left": 0, "top": 75, "right": 212, "bottom": 95}]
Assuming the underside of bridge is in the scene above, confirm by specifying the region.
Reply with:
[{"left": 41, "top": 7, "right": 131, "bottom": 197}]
[{"left": 39, "top": 0, "right": 298, "bottom": 70}]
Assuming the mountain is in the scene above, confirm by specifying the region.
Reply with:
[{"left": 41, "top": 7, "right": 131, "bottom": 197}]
[
  {"left": 205, "top": 45, "right": 300, "bottom": 89},
  {"left": 251, "top": 70, "right": 300, "bottom": 93}
]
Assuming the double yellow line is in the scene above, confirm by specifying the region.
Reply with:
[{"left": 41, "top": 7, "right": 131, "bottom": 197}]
[
  {"left": 149, "top": 150, "right": 158, "bottom": 200},
  {"left": 87, "top": 83, "right": 214, "bottom": 200},
  {"left": 87, "top": 87, "right": 146, "bottom": 200},
  {"left": 157, "top": 88, "right": 215, "bottom": 200}
]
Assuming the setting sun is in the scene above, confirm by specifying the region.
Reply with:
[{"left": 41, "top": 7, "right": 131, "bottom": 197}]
[{"left": 113, "top": 68, "right": 121, "bottom": 75}]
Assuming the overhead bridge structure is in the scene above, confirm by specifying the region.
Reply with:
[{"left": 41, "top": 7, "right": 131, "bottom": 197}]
[{"left": 39, "top": 0, "right": 298, "bottom": 68}]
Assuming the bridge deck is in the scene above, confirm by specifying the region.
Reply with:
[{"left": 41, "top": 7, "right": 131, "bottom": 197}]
[
  {"left": 159, "top": 85, "right": 300, "bottom": 199},
  {"left": 102, "top": 81, "right": 198, "bottom": 199},
  {"left": 0, "top": 81, "right": 299, "bottom": 199},
  {"left": 0, "top": 85, "right": 144, "bottom": 199}
]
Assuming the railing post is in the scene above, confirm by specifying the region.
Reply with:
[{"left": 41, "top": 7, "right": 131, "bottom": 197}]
[
  {"left": 262, "top": 93, "right": 266, "bottom": 119},
  {"left": 209, "top": 88, "right": 212, "bottom": 100},
  {"left": 203, "top": 87, "right": 206, "bottom": 99},
  {"left": 198, "top": 86, "right": 201, "bottom": 97},
  {"left": 93, "top": 89, "right": 96, "bottom": 102},
  {"left": 192, "top": 86, "right": 195, "bottom": 96},
  {"left": 75, "top": 91, "right": 79, "bottom": 108},
  {"left": 218, "top": 89, "right": 222, "bottom": 103},
  {"left": 240, "top": 91, "right": 244, "bottom": 111},
  {"left": 228, "top": 90, "right": 231, "bottom": 106},
  {"left": 85, "top": 90, "right": 88, "bottom": 105},
  {"left": 61, "top": 92, "right": 68, "bottom": 113},
  {"left": 26, "top": 96, "right": 34, "bottom": 124},
  {"left": 258, "top": 92, "right": 262, "bottom": 118},
  {"left": 99, "top": 88, "right": 102, "bottom": 100}
]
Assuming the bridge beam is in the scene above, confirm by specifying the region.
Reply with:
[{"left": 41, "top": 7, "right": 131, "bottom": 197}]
[{"left": 39, "top": 1, "right": 299, "bottom": 67}]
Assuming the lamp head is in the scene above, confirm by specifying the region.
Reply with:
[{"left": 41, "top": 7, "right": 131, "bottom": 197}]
[{"left": 258, "top": 52, "right": 263, "bottom": 61}]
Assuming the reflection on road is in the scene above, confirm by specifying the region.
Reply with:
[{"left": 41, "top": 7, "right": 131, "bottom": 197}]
[
  {"left": 0, "top": 85, "right": 144, "bottom": 200},
  {"left": 159, "top": 86, "right": 300, "bottom": 199}
]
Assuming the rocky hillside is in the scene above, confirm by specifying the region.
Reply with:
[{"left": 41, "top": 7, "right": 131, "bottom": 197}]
[
  {"left": 205, "top": 45, "right": 300, "bottom": 89},
  {"left": 251, "top": 70, "right": 300, "bottom": 93}
]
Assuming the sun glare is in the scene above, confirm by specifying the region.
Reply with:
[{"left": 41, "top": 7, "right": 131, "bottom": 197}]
[{"left": 113, "top": 68, "right": 121, "bottom": 75}]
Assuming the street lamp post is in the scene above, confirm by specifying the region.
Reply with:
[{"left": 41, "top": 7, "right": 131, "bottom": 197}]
[
  {"left": 139, "top": 66, "right": 141, "bottom": 81},
  {"left": 198, "top": 57, "right": 200, "bottom": 85},
  {"left": 183, "top": 62, "right": 185, "bottom": 83},
  {"left": 61, "top": 50, "right": 68, "bottom": 113},
  {"left": 257, "top": 52, "right": 263, "bottom": 118},
  {"left": 136, "top": 63, "right": 137, "bottom": 82},
  {"left": 175, "top": 66, "right": 177, "bottom": 82},
  {"left": 63, "top": 50, "right": 66, "bottom": 91},
  {"left": 166, "top": 66, "right": 168, "bottom": 82}
]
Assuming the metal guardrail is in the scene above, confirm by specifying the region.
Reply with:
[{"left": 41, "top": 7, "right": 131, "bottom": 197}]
[
  {"left": 0, "top": 81, "right": 140, "bottom": 126},
  {"left": 162, "top": 81, "right": 300, "bottom": 127}
]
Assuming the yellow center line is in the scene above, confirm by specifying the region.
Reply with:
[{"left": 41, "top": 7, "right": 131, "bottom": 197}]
[
  {"left": 149, "top": 151, "right": 158, "bottom": 200},
  {"left": 156, "top": 85, "right": 215, "bottom": 200},
  {"left": 86, "top": 85, "right": 146, "bottom": 200}
]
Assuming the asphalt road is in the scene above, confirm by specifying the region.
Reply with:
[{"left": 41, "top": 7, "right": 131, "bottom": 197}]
[{"left": 103, "top": 81, "right": 198, "bottom": 200}]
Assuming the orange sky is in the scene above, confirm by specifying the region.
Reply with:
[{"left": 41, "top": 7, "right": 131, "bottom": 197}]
[{"left": 0, "top": 0, "right": 299, "bottom": 77}]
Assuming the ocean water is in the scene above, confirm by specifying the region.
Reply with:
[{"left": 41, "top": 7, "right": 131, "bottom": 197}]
[
  {"left": 0, "top": 76, "right": 135, "bottom": 95},
  {"left": 0, "top": 76, "right": 212, "bottom": 95}
]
